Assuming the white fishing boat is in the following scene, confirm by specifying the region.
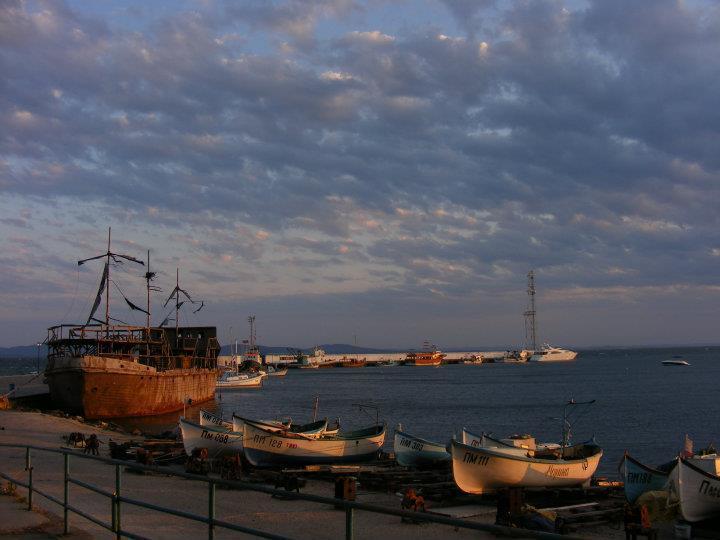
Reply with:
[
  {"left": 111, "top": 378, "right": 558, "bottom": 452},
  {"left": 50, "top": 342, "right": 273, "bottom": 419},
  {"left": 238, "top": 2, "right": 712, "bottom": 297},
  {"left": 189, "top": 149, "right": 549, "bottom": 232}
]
[
  {"left": 243, "top": 420, "right": 386, "bottom": 467},
  {"left": 451, "top": 438, "right": 602, "bottom": 494},
  {"left": 199, "top": 409, "right": 233, "bottom": 430},
  {"left": 178, "top": 417, "right": 243, "bottom": 457},
  {"left": 618, "top": 452, "right": 673, "bottom": 503},
  {"left": 266, "top": 365, "right": 288, "bottom": 376},
  {"left": 394, "top": 427, "right": 450, "bottom": 467},
  {"left": 231, "top": 415, "right": 329, "bottom": 438},
  {"left": 216, "top": 370, "right": 263, "bottom": 388},
  {"left": 528, "top": 344, "right": 578, "bottom": 362},
  {"left": 461, "top": 428, "right": 561, "bottom": 458},
  {"left": 668, "top": 457, "right": 720, "bottom": 522}
]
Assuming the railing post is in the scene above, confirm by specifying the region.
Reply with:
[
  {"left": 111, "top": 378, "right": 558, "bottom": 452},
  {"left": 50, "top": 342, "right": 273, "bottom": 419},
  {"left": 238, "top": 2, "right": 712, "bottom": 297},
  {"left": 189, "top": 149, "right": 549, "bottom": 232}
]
[
  {"left": 25, "top": 448, "right": 32, "bottom": 510},
  {"left": 63, "top": 452, "right": 69, "bottom": 534},
  {"left": 113, "top": 463, "right": 122, "bottom": 539},
  {"left": 345, "top": 506, "right": 354, "bottom": 540},
  {"left": 208, "top": 480, "right": 215, "bottom": 540}
]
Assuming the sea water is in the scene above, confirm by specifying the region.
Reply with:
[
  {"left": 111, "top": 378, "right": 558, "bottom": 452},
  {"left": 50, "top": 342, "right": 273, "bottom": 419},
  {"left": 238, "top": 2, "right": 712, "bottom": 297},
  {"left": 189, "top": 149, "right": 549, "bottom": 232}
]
[{"left": 3, "top": 347, "right": 717, "bottom": 477}]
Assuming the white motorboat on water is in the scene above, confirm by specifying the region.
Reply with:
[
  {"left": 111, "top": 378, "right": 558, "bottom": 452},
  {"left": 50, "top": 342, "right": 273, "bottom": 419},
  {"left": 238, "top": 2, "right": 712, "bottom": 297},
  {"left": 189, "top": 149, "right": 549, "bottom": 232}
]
[
  {"left": 528, "top": 344, "right": 578, "bottom": 362},
  {"left": 216, "top": 370, "right": 263, "bottom": 388},
  {"left": 661, "top": 359, "right": 690, "bottom": 366}
]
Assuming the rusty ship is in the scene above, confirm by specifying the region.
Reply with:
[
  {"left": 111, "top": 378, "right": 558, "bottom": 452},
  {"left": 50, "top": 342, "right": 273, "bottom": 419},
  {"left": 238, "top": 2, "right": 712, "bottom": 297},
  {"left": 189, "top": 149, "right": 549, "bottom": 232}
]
[{"left": 44, "top": 229, "right": 220, "bottom": 419}]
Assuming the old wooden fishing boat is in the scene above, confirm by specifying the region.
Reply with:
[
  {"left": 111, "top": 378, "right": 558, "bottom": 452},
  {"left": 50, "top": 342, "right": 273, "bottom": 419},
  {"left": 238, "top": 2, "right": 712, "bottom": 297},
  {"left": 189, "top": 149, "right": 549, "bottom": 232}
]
[
  {"left": 179, "top": 417, "right": 243, "bottom": 457},
  {"left": 668, "top": 457, "right": 720, "bottom": 522},
  {"left": 394, "top": 427, "right": 450, "bottom": 467},
  {"left": 618, "top": 452, "right": 672, "bottom": 503},
  {"left": 44, "top": 230, "right": 220, "bottom": 419},
  {"left": 242, "top": 420, "right": 386, "bottom": 467},
  {"left": 451, "top": 438, "right": 602, "bottom": 494}
]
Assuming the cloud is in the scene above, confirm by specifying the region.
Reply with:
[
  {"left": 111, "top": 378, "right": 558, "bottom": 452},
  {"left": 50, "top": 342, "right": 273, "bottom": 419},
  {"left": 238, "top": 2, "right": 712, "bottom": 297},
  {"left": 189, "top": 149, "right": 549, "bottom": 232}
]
[{"left": 1, "top": 0, "right": 719, "bottom": 346}]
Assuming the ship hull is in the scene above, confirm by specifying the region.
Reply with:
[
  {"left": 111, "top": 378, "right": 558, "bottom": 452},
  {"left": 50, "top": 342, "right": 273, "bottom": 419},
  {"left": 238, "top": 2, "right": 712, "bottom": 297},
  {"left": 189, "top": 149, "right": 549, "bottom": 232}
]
[{"left": 46, "top": 355, "right": 216, "bottom": 419}]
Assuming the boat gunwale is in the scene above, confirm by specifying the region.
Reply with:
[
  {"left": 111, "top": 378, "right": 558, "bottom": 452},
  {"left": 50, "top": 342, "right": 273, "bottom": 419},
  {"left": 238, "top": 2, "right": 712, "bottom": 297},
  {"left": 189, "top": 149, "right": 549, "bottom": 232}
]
[
  {"left": 394, "top": 429, "right": 447, "bottom": 449},
  {"left": 245, "top": 419, "right": 386, "bottom": 441},
  {"left": 451, "top": 438, "right": 602, "bottom": 465},
  {"left": 620, "top": 452, "right": 671, "bottom": 477},
  {"left": 180, "top": 416, "right": 242, "bottom": 435},
  {"left": 680, "top": 456, "right": 720, "bottom": 481}
]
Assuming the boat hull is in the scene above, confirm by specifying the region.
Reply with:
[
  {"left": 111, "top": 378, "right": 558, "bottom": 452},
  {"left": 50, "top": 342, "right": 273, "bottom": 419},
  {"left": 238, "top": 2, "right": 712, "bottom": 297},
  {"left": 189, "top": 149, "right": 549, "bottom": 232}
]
[
  {"left": 45, "top": 355, "right": 216, "bottom": 419},
  {"left": 394, "top": 430, "right": 450, "bottom": 467},
  {"left": 669, "top": 458, "right": 720, "bottom": 522},
  {"left": 179, "top": 417, "right": 243, "bottom": 457},
  {"left": 619, "top": 453, "right": 670, "bottom": 503},
  {"left": 200, "top": 409, "right": 233, "bottom": 431},
  {"left": 451, "top": 439, "right": 602, "bottom": 494},
  {"left": 243, "top": 422, "right": 385, "bottom": 467}
]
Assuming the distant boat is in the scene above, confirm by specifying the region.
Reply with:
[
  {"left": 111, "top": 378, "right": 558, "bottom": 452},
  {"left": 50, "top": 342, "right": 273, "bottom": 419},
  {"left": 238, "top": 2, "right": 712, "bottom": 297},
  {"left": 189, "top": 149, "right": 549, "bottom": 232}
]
[
  {"left": 668, "top": 457, "right": 720, "bottom": 522},
  {"left": 338, "top": 357, "right": 367, "bottom": 368},
  {"left": 178, "top": 417, "right": 243, "bottom": 457},
  {"left": 242, "top": 420, "right": 386, "bottom": 467},
  {"left": 451, "top": 438, "right": 602, "bottom": 494},
  {"left": 266, "top": 365, "right": 288, "bottom": 376},
  {"left": 618, "top": 452, "right": 672, "bottom": 503},
  {"left": 528, "top": 344, "right": 578, "bottom": 362},
  {"left": 405, "top": 341, "right": 445, "bottom": 366},
  {"left": 216, "top": 370, "right": 263, "bottom": 388},
  {"left": 394, "top": 427, "right": 450, "bottom": 467},
  {"left": 662, "top": 359, "right": 690, "bottom": 366}
]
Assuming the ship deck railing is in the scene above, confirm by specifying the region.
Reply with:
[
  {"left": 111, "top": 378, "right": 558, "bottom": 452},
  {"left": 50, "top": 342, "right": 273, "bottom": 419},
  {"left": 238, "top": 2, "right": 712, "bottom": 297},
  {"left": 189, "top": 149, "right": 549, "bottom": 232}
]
[{"left": 0, "top": 443, "right": 576, "bottom": 540}]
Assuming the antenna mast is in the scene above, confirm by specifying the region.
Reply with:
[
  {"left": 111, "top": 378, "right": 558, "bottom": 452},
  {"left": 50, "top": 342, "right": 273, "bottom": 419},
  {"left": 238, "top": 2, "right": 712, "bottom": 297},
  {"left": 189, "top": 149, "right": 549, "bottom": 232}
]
[
  {"left": 248, "top": 315, "right": 256, "bottom": 349},
  {"left": 105, "top": 228, "right": 111, "bottom": 329},
  {"left": 524, "top": 270, "right": 537, "bottom": 351}
]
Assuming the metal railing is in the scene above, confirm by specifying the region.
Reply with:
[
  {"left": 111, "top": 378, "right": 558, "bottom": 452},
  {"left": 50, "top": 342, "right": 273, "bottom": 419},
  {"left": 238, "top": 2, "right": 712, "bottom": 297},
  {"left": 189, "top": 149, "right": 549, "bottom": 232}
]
[{"left": 0, "top": 443, "right": 579, "bottom": 540}]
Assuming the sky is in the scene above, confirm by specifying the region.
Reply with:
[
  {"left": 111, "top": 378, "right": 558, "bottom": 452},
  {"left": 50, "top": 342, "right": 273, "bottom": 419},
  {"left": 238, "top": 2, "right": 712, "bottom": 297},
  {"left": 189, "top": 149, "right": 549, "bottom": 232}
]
[{"left": 1, "top": 0, "right": 719, "bottom": 349}]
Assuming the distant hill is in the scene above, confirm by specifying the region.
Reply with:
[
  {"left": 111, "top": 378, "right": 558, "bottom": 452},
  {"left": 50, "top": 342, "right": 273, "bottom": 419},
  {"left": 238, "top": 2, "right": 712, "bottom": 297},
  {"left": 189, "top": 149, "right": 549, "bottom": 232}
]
[{"left": 0, "top": 345, "right": 47, "bottom": 358}]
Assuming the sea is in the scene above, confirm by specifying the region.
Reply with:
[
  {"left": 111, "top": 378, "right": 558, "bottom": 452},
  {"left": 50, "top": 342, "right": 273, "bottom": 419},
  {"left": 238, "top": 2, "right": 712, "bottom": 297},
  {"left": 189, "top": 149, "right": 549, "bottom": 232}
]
[{"left": 2, "top": 346, "right": 718, "bottom": 477}]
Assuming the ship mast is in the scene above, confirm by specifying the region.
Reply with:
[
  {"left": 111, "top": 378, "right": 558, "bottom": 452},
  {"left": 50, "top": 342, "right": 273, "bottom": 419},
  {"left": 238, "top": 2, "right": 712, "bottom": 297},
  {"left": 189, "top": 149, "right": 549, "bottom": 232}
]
[
  {"left": 524, "top": 270, "right": 537, "bottom": 351},
  {"left": 175, "top": 268, "right": 180, "bottom": 344},
  {"left": 78, "top": 227, "right": 144, "bottom": 334}
]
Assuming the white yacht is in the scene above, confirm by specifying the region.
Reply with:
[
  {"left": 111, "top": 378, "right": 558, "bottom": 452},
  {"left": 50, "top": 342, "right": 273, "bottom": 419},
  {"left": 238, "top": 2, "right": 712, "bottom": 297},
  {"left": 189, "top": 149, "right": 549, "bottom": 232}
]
[{"left": 528, "top": 344, "right": 578, "bottom": 362}]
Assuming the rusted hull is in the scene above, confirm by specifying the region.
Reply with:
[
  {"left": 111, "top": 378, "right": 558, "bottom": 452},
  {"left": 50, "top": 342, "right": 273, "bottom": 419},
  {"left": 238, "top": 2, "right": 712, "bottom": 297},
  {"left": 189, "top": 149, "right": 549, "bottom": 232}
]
[{"left": 46, "top": 355, "right": 216, "bottom": 419}]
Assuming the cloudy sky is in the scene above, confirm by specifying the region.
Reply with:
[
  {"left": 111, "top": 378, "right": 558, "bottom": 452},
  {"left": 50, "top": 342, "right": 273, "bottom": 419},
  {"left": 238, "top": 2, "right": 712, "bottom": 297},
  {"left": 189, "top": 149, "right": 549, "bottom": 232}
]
[{"left": 1, "top": 0, "right": 719, "bottom": 349}]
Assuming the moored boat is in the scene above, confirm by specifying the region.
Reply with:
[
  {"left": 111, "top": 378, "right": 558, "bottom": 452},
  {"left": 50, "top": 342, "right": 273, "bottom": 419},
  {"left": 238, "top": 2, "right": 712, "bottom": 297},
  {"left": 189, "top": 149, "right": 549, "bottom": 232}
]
[
  {"left": 405, "top": 341, "right": 445, "bottom": 366},
  {"left": 44, "top": 230, "right": 220, "bottom": 419},
  {"left": 528, "top": 344, "right": 578, "bottom": 362},
  {"left": 216, "top": 370, "right": 263, "bottom": 388},
  {"left": 668, "top": 457, "right": 720, "bottom": 522},
  {"left": 243, "top": 420, "right": 386, "bottom": 467},
  {"left": 394, "top": 427, "right": 450, "bottom": 467},
  {"left": 179, "top": 417, "right": 243, "bottom": 457},
  {"left": 267, "top": 365, "right": 288, "bottom": 376},
  {"left": 451, "top": 438, "right": 602, "bottom": 494},
  {"left": 619, "top": 452, "right": 672, "bottom": 503}
]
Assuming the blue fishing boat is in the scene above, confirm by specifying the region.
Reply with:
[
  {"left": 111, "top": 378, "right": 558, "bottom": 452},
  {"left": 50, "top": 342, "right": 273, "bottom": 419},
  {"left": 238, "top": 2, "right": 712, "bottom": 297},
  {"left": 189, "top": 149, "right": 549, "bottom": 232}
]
[
  {"left": 618, "top": 452, "right": 671, "bottom": 503},
  {"left": 393, "top": 427, "right": 450, "bottom": 467}
]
